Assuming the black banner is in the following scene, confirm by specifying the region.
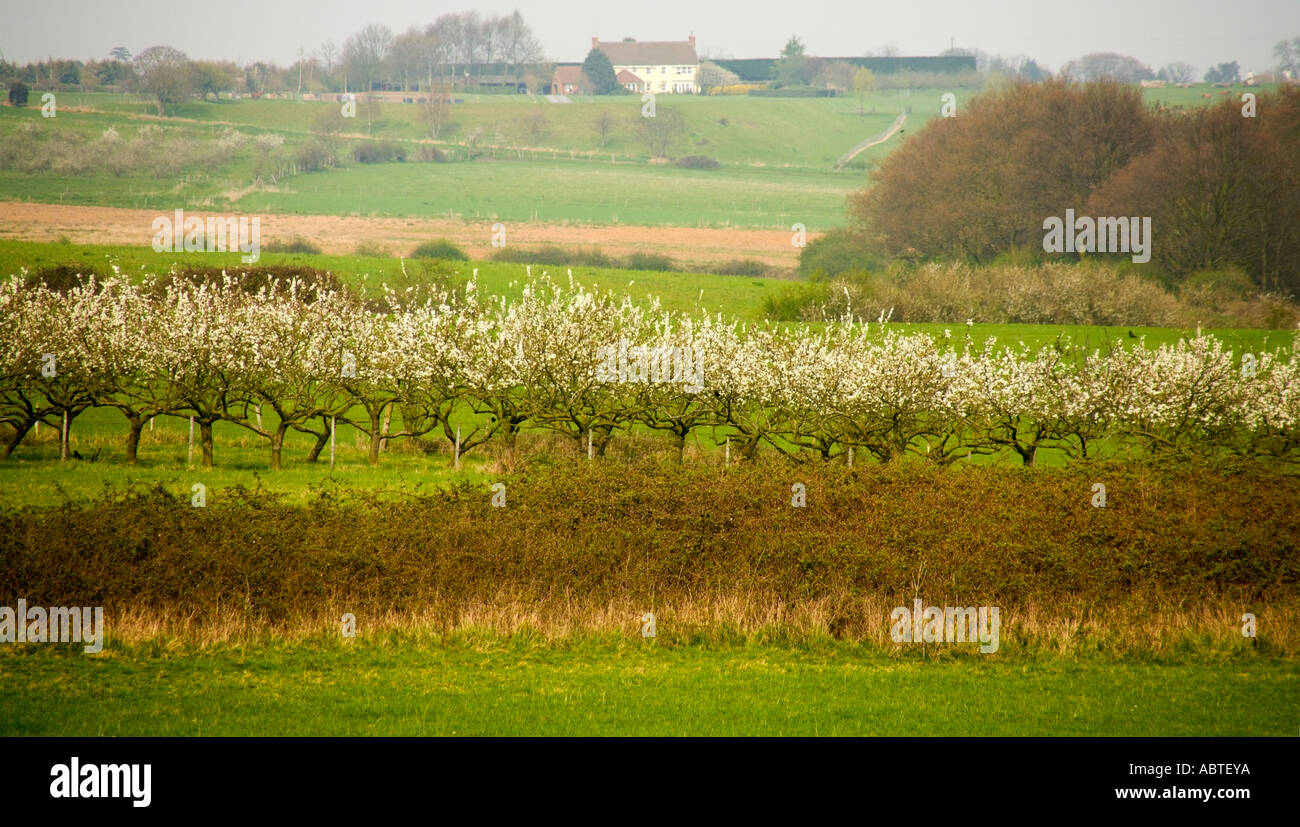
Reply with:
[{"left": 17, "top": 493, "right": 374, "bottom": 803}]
[{"left": 1, "top": 737, "right": 1290, "bottom": 815}]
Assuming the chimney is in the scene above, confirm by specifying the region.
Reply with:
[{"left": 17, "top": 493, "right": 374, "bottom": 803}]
[
  {"left": 592, "top": 36, "right": 599, "bottom": 48},
  {"left": 689, "top": 33, "right": 696, "bottom": 49}
]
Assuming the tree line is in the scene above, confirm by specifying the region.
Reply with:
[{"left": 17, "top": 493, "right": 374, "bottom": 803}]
[
  {"left": 0, "top": 9, "right": 548, "bottom": 111},
  {"left": 2, "top": 272, "right": 1296, "bottom": 470},
  {"left": 842, "top": 81, "right": 1300, "bottom": 295}
]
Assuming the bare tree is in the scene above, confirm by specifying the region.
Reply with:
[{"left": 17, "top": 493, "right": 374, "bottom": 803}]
[
  {"left": 458, "top": 11, "right": 484, "bottom": 75},
  {"left": 424, "top": 18, "right": 455, "bottom": 88},
  {"left": 1060, "top": 52, "right": 1154, "bottom": 82},
  {"left": 421, "top": 79, "right": 452, "bottom": 138},
  {"left": 344, "top": 23, "right": 393, "bottom": 92},
  {"left": 1273, "top": 37, "right": 1300, "bottom": 78},
  {"left": 521, "top": 108, "right": 549, "bottom": 145},
  {"left": 390, "top": 27, "right": 426, "bottom": 92},
  {"left": 500, "top": 10, "right": 544, "bottom": 80},
  {"left": 134, "top": 45, "right": 193, "bottom": 114},
  {"left": 638, "top": 108, "right": 686, "bottom": 158},
  {"left": 592, "top": 110, "right": 616, "bottom": 147},
  {"left": 1158, "top": 62, "right": 1196, "bottom": 83}
]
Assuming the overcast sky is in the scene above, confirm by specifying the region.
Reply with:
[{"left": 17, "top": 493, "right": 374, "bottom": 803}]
[{"left": 2, "top": 0, "right": 1296, "bottom": 75}]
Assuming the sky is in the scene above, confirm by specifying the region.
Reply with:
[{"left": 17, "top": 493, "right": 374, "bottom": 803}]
[{"left": 1, "top": 0, "right": 1296, "bottom": 75}]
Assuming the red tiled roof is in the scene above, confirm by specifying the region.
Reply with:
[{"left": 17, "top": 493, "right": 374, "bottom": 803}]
[
  {"left": 554, "top": 66, "right": 585, "bottom": 84},
  {"left": 595, "top": 40, "right": 698, "bottom": 66}
]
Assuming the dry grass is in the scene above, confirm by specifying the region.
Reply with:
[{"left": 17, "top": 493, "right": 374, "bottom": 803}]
[{"left": 97, "top": 591, "right": 1299, "bottom": 656}]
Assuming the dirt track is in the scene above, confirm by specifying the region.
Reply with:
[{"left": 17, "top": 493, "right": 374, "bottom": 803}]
[{"left": 0, "top": 202, "right": 814, "bottom": 271}]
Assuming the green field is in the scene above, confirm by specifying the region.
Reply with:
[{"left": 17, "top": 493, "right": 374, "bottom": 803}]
[
  {"left": 41, "top": 89, "right": 935, "bottom": 167},
  {"left": 237, "top": 159, "right": 855, "bottom": 227},
  {"left": 2, "top": 639, "right": 1294, "bottom": 736},
  {"left": 0, "top": 84, "right": 1258, "bottom": 228},
  {"left": 0, "top": 91, "right": 908, "bottom": 227}
]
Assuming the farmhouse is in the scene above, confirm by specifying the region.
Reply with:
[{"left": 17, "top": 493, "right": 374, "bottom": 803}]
[
  {"left": 552, "top": 65, "right": 587, "bottom": 95},
  {"left": 592, "top": 35, "right": 700, "bottom": 94}
]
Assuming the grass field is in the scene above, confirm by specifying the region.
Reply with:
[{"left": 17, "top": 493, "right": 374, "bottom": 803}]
[
  {"left": 2, "top": 639, "right": 1295, "bottom": 736},
  {"left": 0, "top": 84, "right": 1252, "bottom": 228},
  {"left": 235, "top": 159, "right": 856, "bottom": 227},
  {"left": 39, "top": 90, "right": 936, "bottom": 167}
]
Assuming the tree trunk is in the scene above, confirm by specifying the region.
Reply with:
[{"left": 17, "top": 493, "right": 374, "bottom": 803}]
[
  {"left": 2, "top": 418, "right": 34, "bottom": 459},
  {"left": 270, "top": 422, "right": 290, "bottom": 470},
  {"left": 200, "top": 419, "right": 215, "bottom": 468},
  {"left": 368, "top": 408, "right": 383, "bottom": 465},
  {"left": 306, "top": 424, "right": 329, "bottom": 463},
  {"left": 125, "top": 414, "right": 144, "bottom": 466}
]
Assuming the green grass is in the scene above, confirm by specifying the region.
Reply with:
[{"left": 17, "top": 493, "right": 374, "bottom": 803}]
[
  {"left": 0, "top": 90, "right": 936, "bottom": 227},
  {"left": 1, "top": 638, "right": 1294, "bottom": 735},
  {"left": 42, "top": 90, "right": 940, "bottom": 168},
  {"left": 0, "top": 86, "right": 1257, "bottom": 228},
  {"left": 234, "top": 158, "right": 857, "bottom": 228}
]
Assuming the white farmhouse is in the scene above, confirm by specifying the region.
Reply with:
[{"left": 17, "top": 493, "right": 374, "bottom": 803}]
[{"left": 592, "top": 35, "right": 700, "bottom": 94}]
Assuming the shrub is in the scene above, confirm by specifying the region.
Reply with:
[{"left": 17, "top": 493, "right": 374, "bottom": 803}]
[
  {"left": 798, "top": 227, "right": 884, "bottom": 277},
  {"left": 254, "top": 133, "right": 285, "bottom": 152},
  {"left": 675, "top": 155, "right": 720, "bottom": 169},
  {"left": 748, "top": 87, "right": 838, "bottom": 97},
  {"left": 7, "top": 81, "right": 29, "bottom": 106},
  {"left": 492, "top": 246, "right": 611, "bottom": 268},
  {"left": 148, "top": 265, "right": 346, "bottom": 297},
  {"left": 411, "top": 239, "right": 468, "bottom": 261},
  {"left": 5, "top": 462, "right": 1297, "bottom": 642},
  {"left": 293, "top": 140, "right": 336, "bottom": 173},
  {"left": 715, "top": 259, "right": 770, "bottom": 277},
  {"left": 708, "top": 83, "right": 767, "bottom": 96},
  {"left": 1181, "top": 266, "right": 1256, "bottom": 299},
  {"left": 762, "top": 260, "right": 1298, "bottom": 327},
  {"left": 624, "top": 252, "right": 675, "bottom": 271},
  {"left": 351, "top": 140, "right": 408, "bottom": 163},
  {"left": 354, "top": 242, "right": 393, "bottom": 258},
  {"left": 23, "top": 264, "right": 102, "bottom": 292},
  {"left": 264, "top": 237, "right": 323, "bottom": 255},
  {"left": 412, "top": 145, "right": 447, "bottom": 162},
  {"left": 762, "top": 282, "right": 829, "bottom": 321}
]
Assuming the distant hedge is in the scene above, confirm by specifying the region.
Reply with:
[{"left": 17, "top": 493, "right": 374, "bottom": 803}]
[
  {"left": 715, "top": 55, "right": 976, "bottom": 82},
  {"left": 748, "top": 88, "right": 839, "bottom": 98},
  {"left": 351, "top": 141, "right": 407, "bottom": 163}
]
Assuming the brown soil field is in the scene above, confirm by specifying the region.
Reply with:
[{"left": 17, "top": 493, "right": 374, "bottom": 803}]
[{"left": 0, "top": 202, "right": 813, "bottom": 271}]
